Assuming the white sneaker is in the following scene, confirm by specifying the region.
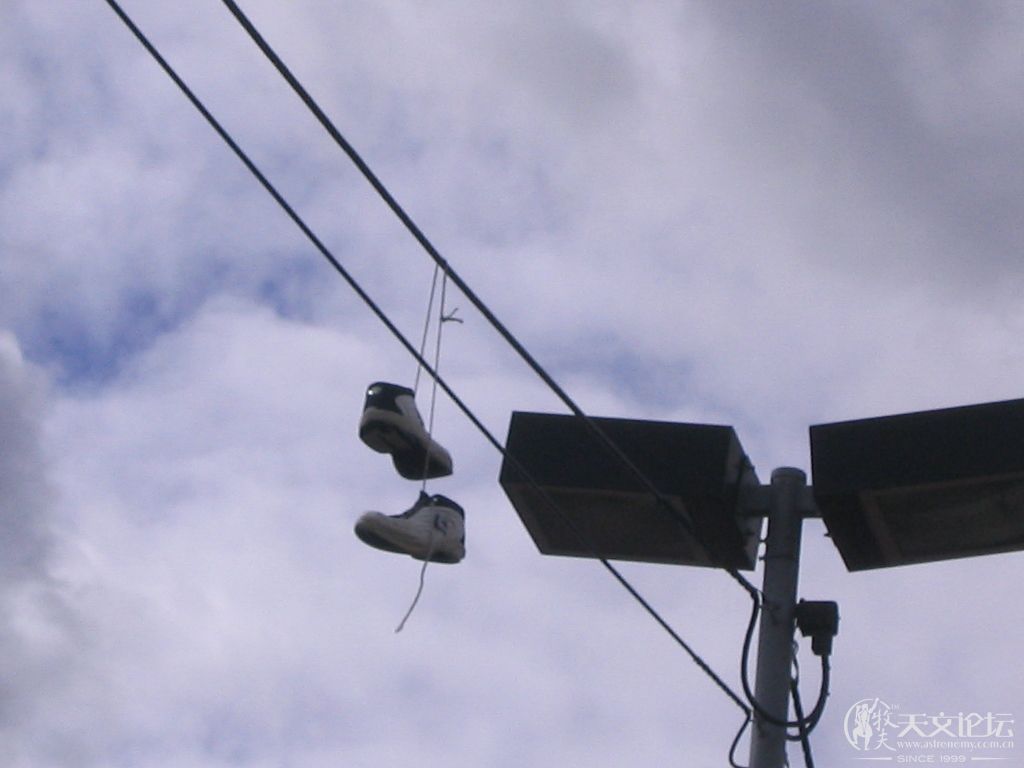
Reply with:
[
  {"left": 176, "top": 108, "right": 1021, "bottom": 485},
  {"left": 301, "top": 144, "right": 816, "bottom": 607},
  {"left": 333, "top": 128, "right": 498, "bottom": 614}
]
[
  {"left": 358, "top": 382, "right": 453, "bottom": 480},
  {"left": 354, "top": 493, "right": 466, "bottom": 564}
]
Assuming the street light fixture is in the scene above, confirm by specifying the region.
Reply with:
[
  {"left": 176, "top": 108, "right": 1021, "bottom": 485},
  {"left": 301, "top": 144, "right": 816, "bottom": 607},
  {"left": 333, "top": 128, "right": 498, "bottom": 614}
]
[
  {"left": 810, "top": 397, "right": 1024, "bottom": 570},
  {"left": 499, "top": 411, "right": 762, "bottom": 569},
  {"left": 499, "top": 396, "right": 1024, "bottom": 768}
]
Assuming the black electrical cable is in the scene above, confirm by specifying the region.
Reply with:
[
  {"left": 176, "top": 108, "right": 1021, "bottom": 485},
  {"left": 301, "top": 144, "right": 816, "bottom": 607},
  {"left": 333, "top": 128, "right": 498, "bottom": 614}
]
[
  {"left": 790, "top": 675, "right": 816, "bottom": 768},
  {"left": 784, "top": 654, "right": 828, "bottom": 741},
  {"left": 727, "top": 713, "right": 752, "bottom": 768},
  {"left": 216, "top": 0, "right": 762, "bottom": 601},
  {"left": 739, "top": 594, "right": 830, "bottom": 733},
  {"left": 101, "top": 0, "right": 751, "bottom": 717},
  {"left": 785, "top": 652, "right": 807, "bottom": 744}
]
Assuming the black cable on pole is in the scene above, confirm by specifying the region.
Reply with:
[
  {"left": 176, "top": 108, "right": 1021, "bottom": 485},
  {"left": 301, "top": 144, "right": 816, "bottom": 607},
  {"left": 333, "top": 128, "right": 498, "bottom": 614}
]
[
  {"left": 217, "top": 0, "right": 760, "bottom": 601},
  {"left": 739, "top": 595, "right": 830, "bottom": 733},
  {"left": 101, "top": 0, "right": 750, "bottom": 717},
  {"left": 727, "top": 713, "right": 752, "bottom": 768},
  {"left": 790, "top": 675, "right": 816, "bottom": 768}
]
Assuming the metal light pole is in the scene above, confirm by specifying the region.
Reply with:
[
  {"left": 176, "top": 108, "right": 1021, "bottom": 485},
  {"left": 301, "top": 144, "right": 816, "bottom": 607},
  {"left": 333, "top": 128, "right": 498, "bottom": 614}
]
[{"left": 748, "top": 467, "right": 807, "bottom": 768}]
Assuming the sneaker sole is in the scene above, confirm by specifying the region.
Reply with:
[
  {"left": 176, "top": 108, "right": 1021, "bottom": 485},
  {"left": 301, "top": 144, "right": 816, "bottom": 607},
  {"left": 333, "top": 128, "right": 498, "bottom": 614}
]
[
  {"left": 359, "top": 414, "right": 416, "bottom": 454},
  {"left": 360, "top": 413, "right": 452, "bottom": 480},
  {"left": 355, "top": 524, "right": 464, "bottom": 563},
  {"left": 392, "top": 449, "right": 452, "bottom": 481},
  {"left": 354, "top": 524, "right": 407, "bottom": 554}
]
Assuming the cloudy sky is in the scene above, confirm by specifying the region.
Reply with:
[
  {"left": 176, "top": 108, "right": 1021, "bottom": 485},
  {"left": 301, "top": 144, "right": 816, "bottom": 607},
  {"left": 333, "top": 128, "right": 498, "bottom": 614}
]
[{"left": 3, "top": 1, "right": 1024, "bottom": 765}]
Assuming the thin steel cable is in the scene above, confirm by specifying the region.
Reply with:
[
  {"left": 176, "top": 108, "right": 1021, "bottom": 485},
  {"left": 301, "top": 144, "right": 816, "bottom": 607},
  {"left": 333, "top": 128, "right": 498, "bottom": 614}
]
[
  {"left": 217, "top": 0, "right": 759, "bottom": 600},
  {"left": 102, "top": 0, "right": 750, "bottom": 715}
]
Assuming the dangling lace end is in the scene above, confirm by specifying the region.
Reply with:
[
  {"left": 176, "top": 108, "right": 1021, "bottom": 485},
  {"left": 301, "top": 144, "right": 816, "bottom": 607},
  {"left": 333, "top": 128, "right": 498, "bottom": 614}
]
[
  {"left": 395, "top": 528, "right": 437, "bottom": 633},
  {"left": 395, "top": 558, "right": 430, "bottom": 633}
]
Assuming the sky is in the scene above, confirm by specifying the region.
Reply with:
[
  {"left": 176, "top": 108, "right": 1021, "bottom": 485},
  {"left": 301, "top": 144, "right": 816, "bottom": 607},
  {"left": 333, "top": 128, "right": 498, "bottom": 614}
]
[{"left": 2, "top": 1, "right": 1024, "bottom": 765}]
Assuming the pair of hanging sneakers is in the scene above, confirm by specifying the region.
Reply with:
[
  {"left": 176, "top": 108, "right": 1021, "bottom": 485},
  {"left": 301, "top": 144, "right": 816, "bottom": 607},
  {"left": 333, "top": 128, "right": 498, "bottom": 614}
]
[{"left": 354, "top": 382, "right": 466, "bottom": 564}]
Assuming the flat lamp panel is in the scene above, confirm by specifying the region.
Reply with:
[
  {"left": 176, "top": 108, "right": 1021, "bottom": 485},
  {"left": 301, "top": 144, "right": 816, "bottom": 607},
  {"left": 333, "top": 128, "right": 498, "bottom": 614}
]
[
  {"left": 499, "top": 411, "right": 761, "bottom": 569},
  {"left": 811, "top": 398, "right": 1024, "bottom": 570},
  {"left": 869, "top": 476, "right": 1024, "bottom": 561},
  {"left": 507, "top": 486, "right": 712, "bottom": 565}
]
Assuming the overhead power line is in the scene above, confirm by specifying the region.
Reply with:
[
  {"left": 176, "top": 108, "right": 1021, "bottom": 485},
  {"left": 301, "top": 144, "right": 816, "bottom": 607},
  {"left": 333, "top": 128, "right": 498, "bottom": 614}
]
[
  {"left": 101, "top": 0, "right": 750, "bottom": 717},
  {"left": 216, "top": 0, "right": 761, "bottom": 601}
]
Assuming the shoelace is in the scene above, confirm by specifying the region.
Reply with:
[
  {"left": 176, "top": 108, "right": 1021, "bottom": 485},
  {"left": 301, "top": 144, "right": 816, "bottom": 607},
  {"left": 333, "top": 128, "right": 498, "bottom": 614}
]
[
  {"left": 418, "top": 275, "right": 452, "bottom": 489},
  {"left": 394, "top": 515, "right": 442, "bottom": 633}
]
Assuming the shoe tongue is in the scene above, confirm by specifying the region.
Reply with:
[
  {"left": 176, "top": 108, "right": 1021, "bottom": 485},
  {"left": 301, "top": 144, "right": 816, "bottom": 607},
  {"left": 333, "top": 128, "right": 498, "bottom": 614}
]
[
  {"left": 430, "top": 493, "right": 462, "bottom": 515},
  {"left": 398, "top": 491, "right": 434, "bottom": 520}
]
